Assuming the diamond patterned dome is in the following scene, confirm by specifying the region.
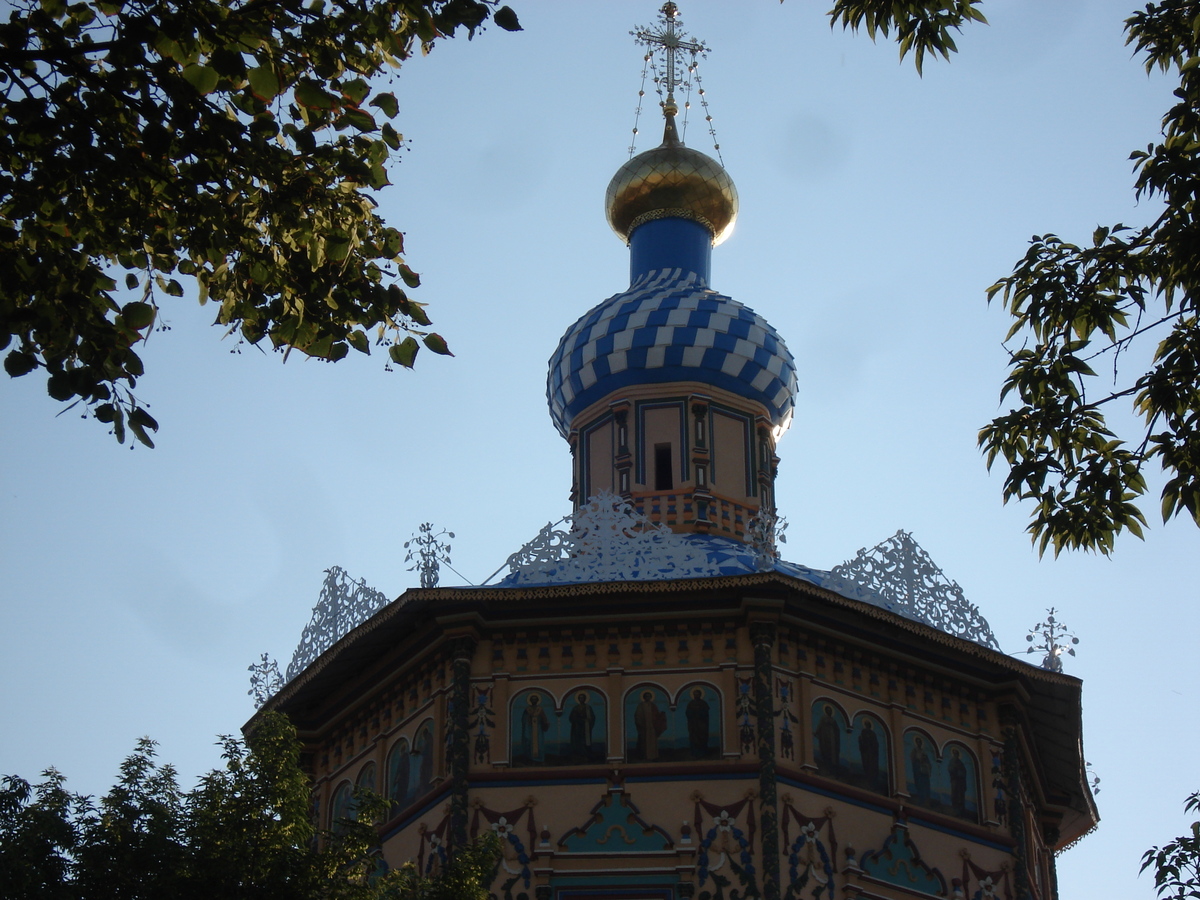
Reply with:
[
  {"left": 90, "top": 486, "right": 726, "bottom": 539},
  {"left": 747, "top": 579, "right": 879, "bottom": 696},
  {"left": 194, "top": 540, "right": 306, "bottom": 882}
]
[{"left": 547, "top": 268, "right": 797, "bottom": 438}]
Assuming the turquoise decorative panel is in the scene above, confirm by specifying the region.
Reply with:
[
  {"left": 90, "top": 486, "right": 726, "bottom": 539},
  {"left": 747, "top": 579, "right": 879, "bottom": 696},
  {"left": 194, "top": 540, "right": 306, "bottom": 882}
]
[
  {"left": 860, "top": 823, "right": 946, "bottom": 897},
  {"left": 559, "top": 788, "right": 673, "bottom": 854}
]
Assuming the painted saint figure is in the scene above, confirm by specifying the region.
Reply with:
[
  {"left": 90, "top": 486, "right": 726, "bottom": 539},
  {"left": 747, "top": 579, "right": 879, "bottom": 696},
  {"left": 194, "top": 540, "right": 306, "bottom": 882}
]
[
  {"left": 634, "top": 690, "right": 667, "bottom": 761},
  {"left": 686, "top": 688, "right": 711, "bottom": 757},
  {"left": 858, "top": 718, "right": 880, "bottom": 788},
  {"left": 815, "top": 704, "right": 841, "bottom": 772},
  {"left": 388, "top": 741, "right": 410, "bottom": 810},
  {"left": 910, "top": 735, "right": 933, "bottom": 806},
  {"left": 948, "top": 746, "right": 968, "bottom": 816},
  {"left": 521, "top": 693, "right": 550, "bottom": 762},
  {"left": 569, "top": 692, "right": 596, "bottom": 759}
]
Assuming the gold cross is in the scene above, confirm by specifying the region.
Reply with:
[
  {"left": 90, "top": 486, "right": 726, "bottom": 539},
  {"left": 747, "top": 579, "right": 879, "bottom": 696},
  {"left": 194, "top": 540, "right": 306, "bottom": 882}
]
[{"left": 633, "top": 3, "right": 707, "bottom": 114}]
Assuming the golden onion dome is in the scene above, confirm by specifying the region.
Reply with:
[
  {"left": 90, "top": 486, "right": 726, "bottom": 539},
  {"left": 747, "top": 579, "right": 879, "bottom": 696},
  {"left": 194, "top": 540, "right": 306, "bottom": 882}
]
[{"left": 605, "top": 120, "right": 738, "bottom": 247}]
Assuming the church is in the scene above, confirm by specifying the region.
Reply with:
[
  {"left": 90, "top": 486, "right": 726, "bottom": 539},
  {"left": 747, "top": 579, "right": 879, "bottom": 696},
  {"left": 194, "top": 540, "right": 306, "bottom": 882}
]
[{"left": 249, "top": 6, "right": 1098, "bottom": 899}]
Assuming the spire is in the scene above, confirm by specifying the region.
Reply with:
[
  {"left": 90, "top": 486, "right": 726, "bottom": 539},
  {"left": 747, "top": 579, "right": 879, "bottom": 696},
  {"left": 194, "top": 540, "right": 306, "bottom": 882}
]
[
  {"left": 633, "top": 2, "right": 707, "bottom": 130},
  {"left": 608, "top": 3, "right": 737, "bottom": 278}
]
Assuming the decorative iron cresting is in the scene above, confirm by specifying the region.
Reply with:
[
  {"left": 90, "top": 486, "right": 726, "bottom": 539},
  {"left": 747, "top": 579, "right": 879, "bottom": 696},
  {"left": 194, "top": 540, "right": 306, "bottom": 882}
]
[
  {"left": 285, "top": 566, "right": 390, "bottom": 682},
  {"left": 247, "top": 652, "right": 283, "bottom": 709},
  {"left": 404, "top": 522, "right": 454, "bottom": 589},
  {"left": 746, "top": 509, "right": 787, "bottom": 571},
  {"left": 825, "top": 530, "right": 1001, "bottom": 651},
  {"left": 1024, "top": 607, "right": 1079, "bottom": 672},
  {"left": 503, "top": 491, "right": 726, "bottom": 584}
]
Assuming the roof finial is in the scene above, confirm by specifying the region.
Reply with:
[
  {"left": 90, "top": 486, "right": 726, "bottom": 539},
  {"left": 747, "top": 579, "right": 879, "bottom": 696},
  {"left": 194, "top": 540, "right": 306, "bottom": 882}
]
[{"left": 633, "top": 2, "right": 707, "bottom": 143}]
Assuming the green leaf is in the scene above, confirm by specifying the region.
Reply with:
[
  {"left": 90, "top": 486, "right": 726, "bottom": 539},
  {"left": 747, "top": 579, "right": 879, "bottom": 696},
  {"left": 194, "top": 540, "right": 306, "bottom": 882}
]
[
  {"left": 121, "top": 301, "right": 156, "bottom": 329},
  {"left": 369, "top": 92, "right": 399, "bottom": 118},
  {"left": 399, "top": 263, "right": 421, "bottom": 289},
  {"left": 4, "top": 350, "right": 38, "bottom": 377},
  {"left": 112, "top": 406, "right": 126, "bottom": 444},
  {"left": 294, "top": 81, "right": 337, "bottom": 110},
  {"left": 422, "top": 333, "right": 453, "bottom": 356},
  {"left": 339, "top": 108, "right": 376, "bottom": 132},
  {"left": 182, "top": 64, "right": 219, "bottom": 95},
  {"left": 348, "top": 330, "right": 369, "bottom": 354},
  {"left": 405, "top": 301, "right": 431, "bottom": 327},
  {"left": 340, "top": 77, "right": 370, "bottom": 106},
  {"left": 494, "top": 6, "right": 522, "bottom": 31},
  {"left": 130, "top": 407, "right": 158, "bottom": 434},
  {"left": 248, "top": 66, "right": 281, "bottom": 101},
  {"left": 389, "top": 337, "right": 419, "bottom": 368},
  {"left": 46, "top": 371, "right": 74, "bottom": 401}
]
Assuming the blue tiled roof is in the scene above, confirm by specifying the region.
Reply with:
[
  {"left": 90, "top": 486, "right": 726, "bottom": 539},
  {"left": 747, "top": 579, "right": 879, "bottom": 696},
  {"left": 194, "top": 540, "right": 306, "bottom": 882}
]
[{"left": 547, "top": 269, "right": 798, "bottom": 437}]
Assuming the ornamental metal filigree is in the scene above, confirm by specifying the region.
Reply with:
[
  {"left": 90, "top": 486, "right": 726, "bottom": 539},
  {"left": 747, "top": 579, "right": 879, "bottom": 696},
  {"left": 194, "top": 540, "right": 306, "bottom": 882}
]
[
  {"left": 825, "top": 530, "right": 1000, "bottom": 651},
  {"left": 503, "top": 491, "right": 725, "bottom": 585},
  {"left": 285, "top": 566, "right": 390, "bottom": 682},
  {"left": 1024, "top": 607, "right": 1079, "bottom": 672},
  {"left": 247, "top": 652, "right": 283, "bottom": 708},
  {"left": 746, "top": 509, "right": 787, "bottom": 571},
  {"left": 404, "top": 523, "right": 454, "bottom": 589}
]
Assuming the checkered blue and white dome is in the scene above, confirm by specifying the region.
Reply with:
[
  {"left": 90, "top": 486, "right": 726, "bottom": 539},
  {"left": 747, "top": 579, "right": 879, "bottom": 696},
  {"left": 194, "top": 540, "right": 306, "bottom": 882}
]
[{"left": 546, "top": 267, "right": 798, "bottom": 438}]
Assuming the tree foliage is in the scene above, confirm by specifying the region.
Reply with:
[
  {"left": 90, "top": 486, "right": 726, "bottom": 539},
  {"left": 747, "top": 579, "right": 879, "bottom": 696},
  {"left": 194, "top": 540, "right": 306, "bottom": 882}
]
[
  {"left": 1142, "top": 791, "right": 1200, "bottom": 899},
  {"left": 827, "top": 1, "right": 987, "bottom": 75},
  {"left": 0, "top": 712, "right": 500, "bottom": 899},
  {"left": 832, "top": 0, "right": 1200, "bottom": 554},
  {"left": 0, "top": 0, "right": 520, "bottom": 446}
]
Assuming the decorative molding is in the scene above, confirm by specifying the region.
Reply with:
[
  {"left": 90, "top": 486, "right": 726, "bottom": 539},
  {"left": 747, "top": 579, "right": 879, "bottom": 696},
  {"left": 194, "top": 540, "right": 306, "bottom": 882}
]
[
  {"left": 826, "top": 531, "right": 1000, "bottom": 651},
  {"left": 780, "top": 799, "right": 837, "bottom": 900}
]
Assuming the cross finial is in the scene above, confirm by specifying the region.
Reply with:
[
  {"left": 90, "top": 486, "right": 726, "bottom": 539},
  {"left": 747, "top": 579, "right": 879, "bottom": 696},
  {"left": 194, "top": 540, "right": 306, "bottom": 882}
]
[{"left": 633, "top": 2, "right": 707, "bottom": 119}]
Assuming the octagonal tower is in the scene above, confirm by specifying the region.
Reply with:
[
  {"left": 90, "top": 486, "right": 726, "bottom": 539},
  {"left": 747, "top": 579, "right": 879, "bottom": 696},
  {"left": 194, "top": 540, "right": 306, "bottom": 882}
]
[{"left": 547, "top": 109, "right": 797, "bottom": 543}]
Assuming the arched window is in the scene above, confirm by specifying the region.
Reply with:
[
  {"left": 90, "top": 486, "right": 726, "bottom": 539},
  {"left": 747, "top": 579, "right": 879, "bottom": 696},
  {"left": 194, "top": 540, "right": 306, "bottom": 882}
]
[
  {"left": 386, "top": 738, "right": 412, "bottom": 814},
  {"left": 330, "top": 781, "right": 353, "bottom": 833},
  {"left": 411, "top": 722, "right": 435, "bottom": 798},
  {"left": 903, "top": 730, "right": 979, "bottom": 823},
  {"left": 357, "top": 761, "right": 376, "bottom": 793},
  {"left": 624, "top": 684, "right": 722, "bottom": 763},
  {"left": 510, "top": 687, "right": 608, "bottom": 767},
  {"left": 847, "top": 712, "right": 890, "bottom": 796},
  {"left": 811, "top": 699, "right": 850, "bottom": 776},
  {"left": 674, "top": 684, "right": 721, "bottom": 760}
]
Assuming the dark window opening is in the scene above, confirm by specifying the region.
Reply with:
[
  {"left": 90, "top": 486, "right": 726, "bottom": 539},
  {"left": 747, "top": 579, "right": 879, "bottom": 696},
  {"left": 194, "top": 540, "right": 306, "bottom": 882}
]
[{"left": 654, "top": 443, "right": 673, "bottom": 490}]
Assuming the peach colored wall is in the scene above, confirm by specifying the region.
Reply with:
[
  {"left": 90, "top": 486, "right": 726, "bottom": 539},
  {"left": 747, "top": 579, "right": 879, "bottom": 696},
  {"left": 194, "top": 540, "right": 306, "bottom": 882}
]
[
  {"left": 585, "top": 419, "right": 614, "bottom": 496},
  {"left": 301, "top": 610, "right": 1064, "bottom": 898},
  {"left": 711, "top": 409, "right": 750, "bottom": 500},
  {"left": 639, "top": 404, "right": 683, "bottom": 488}
]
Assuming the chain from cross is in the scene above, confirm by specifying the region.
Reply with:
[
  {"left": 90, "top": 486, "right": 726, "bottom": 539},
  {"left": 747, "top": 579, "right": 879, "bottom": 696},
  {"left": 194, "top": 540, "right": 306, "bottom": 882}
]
[{"left": 633, "top": 2, "right": 707, "bottom": 113}]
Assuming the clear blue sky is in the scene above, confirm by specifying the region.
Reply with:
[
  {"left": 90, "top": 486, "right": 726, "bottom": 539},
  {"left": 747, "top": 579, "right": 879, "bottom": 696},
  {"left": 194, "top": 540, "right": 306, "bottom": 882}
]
[{"left": 1, "top": 2, "right": 1195, "bottom": 896}]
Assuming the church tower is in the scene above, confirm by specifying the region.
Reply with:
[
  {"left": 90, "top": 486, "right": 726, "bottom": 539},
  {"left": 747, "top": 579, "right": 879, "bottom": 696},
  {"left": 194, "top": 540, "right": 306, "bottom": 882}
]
[
  {"left": 548, "top": 4, "right": 796, "bottom": 542},
  {"left": 252, "top": 7, "right": 1098, "bottom": 899}
]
